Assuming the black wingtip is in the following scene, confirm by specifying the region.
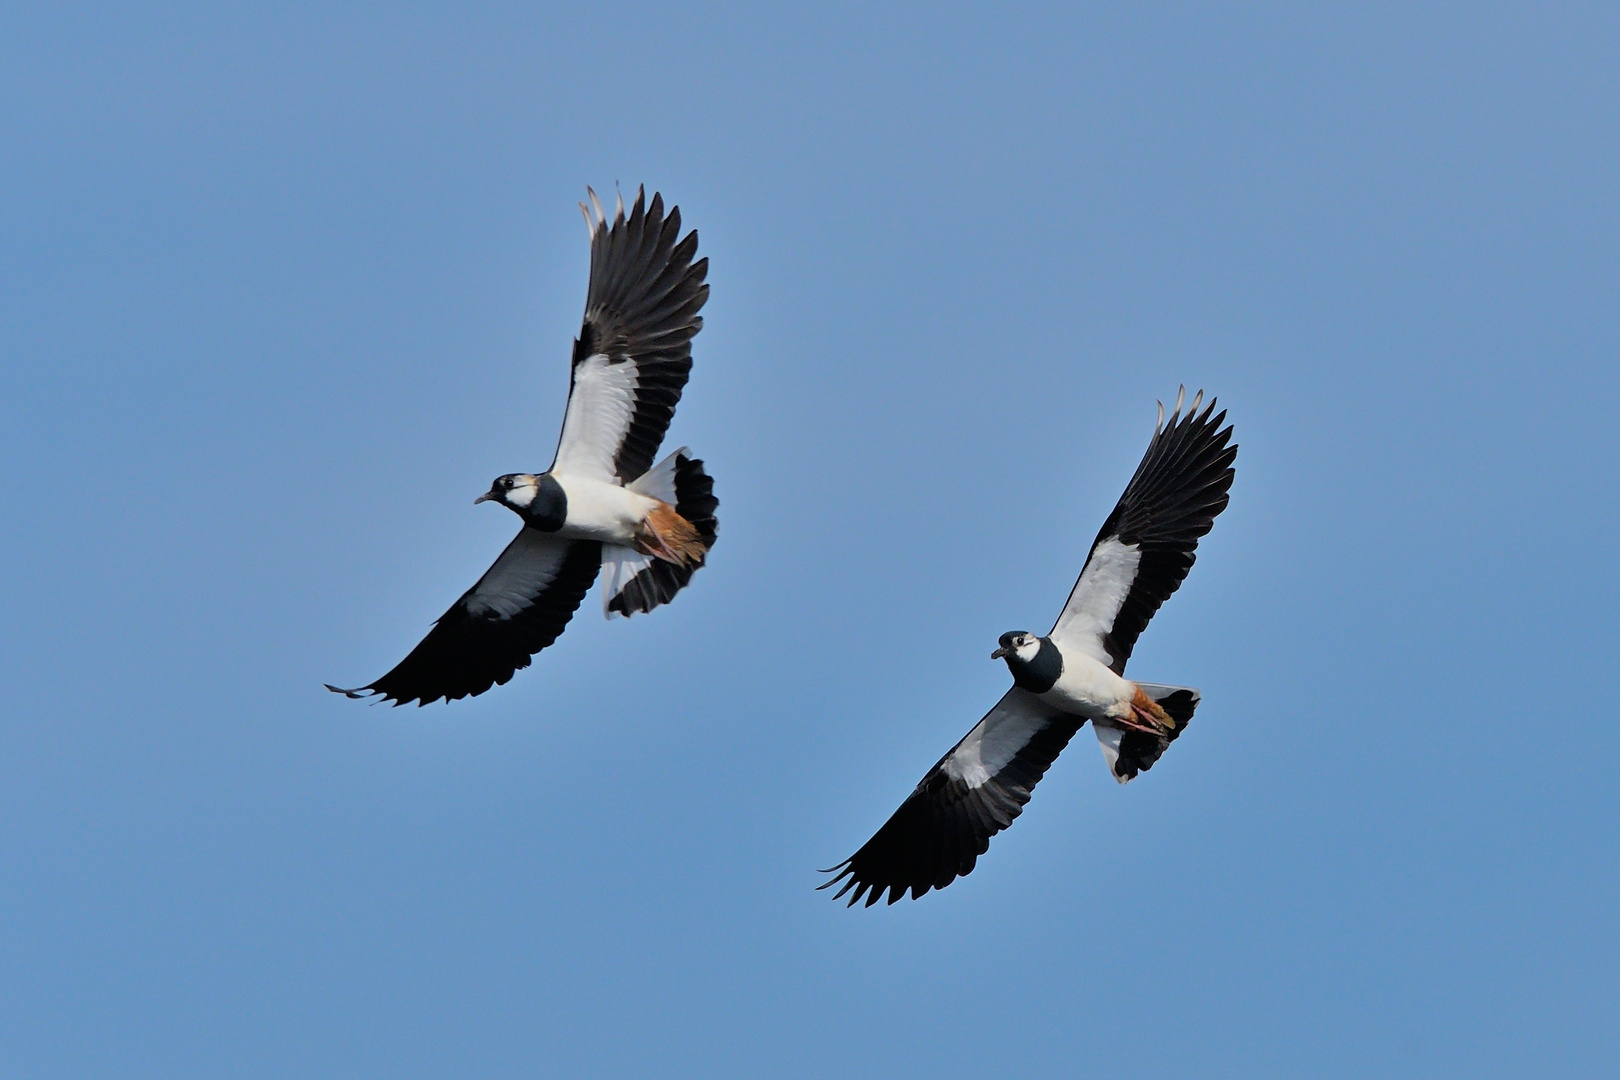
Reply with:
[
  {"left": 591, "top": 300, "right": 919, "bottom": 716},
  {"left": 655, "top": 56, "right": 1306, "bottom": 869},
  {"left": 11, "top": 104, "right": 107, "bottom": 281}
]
[
  {"left": 819, "top": 861, "right": 923, "bottom": 908},
  {"left": 816, "top": 860, "right": 852, "bottom": 878},
  {"left": 817, "top": 862, "right": 862, "bottom": 904},
  {"left": 324, "top": 683, "right": 374, "bottom": 700}
]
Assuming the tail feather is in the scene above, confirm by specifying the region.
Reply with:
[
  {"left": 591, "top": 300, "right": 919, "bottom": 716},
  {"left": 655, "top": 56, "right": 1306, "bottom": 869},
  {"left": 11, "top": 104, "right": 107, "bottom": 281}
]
[
  {"left": 626, "top": 446, "right": 684, "bottom": 503},
  {"left": 1094, "top": 683, "right": 1200, "bottom": 783},
  {"left": 603, "top": 449, "right": 718, "bottom": 617}
]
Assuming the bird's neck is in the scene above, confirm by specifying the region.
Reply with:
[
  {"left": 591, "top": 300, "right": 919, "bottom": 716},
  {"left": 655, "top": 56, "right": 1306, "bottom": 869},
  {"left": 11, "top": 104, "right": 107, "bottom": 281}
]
[
  {"left": 516, "top": 473, "right": 568, "bottom": 531},
  {"left": 1005, "top": 637, "right": 1062, "bottom": 693}
]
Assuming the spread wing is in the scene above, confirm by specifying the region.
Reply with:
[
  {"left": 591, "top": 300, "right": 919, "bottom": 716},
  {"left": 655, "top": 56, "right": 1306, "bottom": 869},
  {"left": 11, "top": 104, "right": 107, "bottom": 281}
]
[
  {"left": 327, "top": 530, "right": 602, "bottom": 706},
  {"left": 1050, "top": 389, "right": 1237, "bottom": 673},
  {"left": 551, "top": 187, "right": 709, "bottom": 484},
  {"left": 820, "top": 689, "right": 1083, "bottom": 906}
]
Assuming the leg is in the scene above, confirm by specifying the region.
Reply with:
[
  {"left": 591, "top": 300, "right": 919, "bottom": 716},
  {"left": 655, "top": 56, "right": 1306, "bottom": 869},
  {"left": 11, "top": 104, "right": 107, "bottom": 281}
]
[{"left": 1100, "top": 712, "right": 1166, "bottom": 738}]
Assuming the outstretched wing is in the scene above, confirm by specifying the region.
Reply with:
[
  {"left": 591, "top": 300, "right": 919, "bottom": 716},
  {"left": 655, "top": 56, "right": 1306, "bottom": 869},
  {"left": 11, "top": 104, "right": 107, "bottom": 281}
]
[
  {"left": 820, "top": 689, "right": 1083, "bottom": 906},
  {"left": 551, "top": 187, "right": 710, "bottom": 484},
  {"left": 1050, "top": 389, "right": 1237, "bottom": 674},
  {"left": 327, "top": 530, "right": 602, "bottom": 706}
]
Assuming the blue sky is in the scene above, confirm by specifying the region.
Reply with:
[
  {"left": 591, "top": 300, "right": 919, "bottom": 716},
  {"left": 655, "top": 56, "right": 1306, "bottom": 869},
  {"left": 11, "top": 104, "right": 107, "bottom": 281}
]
[{"left": 2, "top": 3, "right": 1617, "bottom": 1076}]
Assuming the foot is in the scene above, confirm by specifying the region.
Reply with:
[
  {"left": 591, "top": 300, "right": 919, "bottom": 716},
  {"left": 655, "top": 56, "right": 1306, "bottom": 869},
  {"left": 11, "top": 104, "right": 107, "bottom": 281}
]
[{"left": 1100, "top": 710, "right": 1167, "bottom": 738}]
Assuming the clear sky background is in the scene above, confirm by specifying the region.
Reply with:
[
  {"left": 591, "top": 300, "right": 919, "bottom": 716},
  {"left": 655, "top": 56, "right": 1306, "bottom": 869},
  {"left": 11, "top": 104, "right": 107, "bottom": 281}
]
[{"left": 3, "top": 3, "right": 1617, "bottom": 1077}]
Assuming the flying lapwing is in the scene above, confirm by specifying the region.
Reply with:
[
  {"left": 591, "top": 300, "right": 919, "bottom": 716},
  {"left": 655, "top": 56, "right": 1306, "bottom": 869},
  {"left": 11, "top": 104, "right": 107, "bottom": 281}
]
[
  {"left": 329, "top": 188, "right": 717, "bottom": 706},
  {"left": 822, "top": 389, "right": 1236, "bottom": 904}
]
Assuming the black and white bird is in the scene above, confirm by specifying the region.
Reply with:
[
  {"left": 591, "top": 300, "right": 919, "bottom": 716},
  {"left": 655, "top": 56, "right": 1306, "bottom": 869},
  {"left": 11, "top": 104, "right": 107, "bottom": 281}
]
[
  {"left": 328, "top": 187, "right": 717, "bottom": 706},
  {"left": 822, "top": 389, "right": 1236, "bottom": 905}
]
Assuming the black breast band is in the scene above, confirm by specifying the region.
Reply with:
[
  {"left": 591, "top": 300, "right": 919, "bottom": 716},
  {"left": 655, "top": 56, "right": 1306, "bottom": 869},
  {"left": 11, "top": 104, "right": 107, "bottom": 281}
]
[
  {"left": 1007, "top": 636, "right": 1063, "bottom": 693},
  {"left": 526, "top": 474, "right": 568, "bottom": 532}
]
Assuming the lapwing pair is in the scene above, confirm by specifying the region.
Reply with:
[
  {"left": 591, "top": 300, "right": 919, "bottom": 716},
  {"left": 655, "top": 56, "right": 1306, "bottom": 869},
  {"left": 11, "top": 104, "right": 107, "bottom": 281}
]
[{"left": 329, "top": 187, "right": 1238, "bottom": 905}]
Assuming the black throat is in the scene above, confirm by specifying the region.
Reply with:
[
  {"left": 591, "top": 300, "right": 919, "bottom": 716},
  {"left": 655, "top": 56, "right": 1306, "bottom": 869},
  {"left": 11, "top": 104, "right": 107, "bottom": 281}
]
[
  {"left": 521, "top": 474, "right": 568, "bottom": 532},
  {"left": 1004, "top": 636, "right": 1063, "bottom": 693}
]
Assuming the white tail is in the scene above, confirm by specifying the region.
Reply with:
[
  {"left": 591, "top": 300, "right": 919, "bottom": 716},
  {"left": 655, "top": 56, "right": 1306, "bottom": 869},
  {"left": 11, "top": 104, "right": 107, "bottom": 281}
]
[
  {"left": 601, "top": 545, "right": 658, "bottom": 619},
  {"left": 600, "top": 447, "right": 717, "bottom": 619},
  {"left": 626, "top": 445, "right": 687, "bottom": 503},
  {"left": 1093, "top": 683, "right": 1200, "bottom": 783}
]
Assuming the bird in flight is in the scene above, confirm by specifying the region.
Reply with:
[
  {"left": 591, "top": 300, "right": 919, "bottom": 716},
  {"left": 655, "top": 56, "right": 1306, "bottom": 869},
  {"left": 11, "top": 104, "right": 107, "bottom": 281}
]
[
  {"left": 329, "top": 187, "right": 717, "bottom": 706},
  {"left": 822, "top": 389, "right": 1236, "bottom": 905}
]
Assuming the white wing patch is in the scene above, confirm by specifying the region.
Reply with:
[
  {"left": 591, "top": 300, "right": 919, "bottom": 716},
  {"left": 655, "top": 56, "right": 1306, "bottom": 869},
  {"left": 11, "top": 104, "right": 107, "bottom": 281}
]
[
  {"left": 600, "top": 543, "right": 656, "bottom": 619},
  {"left": 1050, "top": 537, "right": 1141, "bottom": 663},
  {"left": 942, "top": 690, "right": 1054, "bottom": 789},
  {"left": 553, "top": 353, "right": 639, "bottom": 481},
  {"left": 465, "top": 529, "right": 571, "bottom": 618}
]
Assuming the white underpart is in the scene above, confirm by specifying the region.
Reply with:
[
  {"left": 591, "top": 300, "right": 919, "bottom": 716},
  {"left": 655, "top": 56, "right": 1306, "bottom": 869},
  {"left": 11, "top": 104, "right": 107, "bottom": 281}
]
[
  {"left": 1050, "top": 536, "right": 1141, "bottom": 667},
  {"left": 553, "top": 353, "right": 639, "bottom": 481},
  {"left": 599, "top": 545, "right": 657, "bottom": 618},
  {"left": 943, "top": 690, "right": 1054, "bottom": 789},
  {"left": 1040, "top": 645, "right": 1135, "bottom": 720},
  {"left": 550, "top": 473, "right": 660, "bottom": 545},
  {"left": 464, "top": 529, "right": 572, "bottom": 619}
]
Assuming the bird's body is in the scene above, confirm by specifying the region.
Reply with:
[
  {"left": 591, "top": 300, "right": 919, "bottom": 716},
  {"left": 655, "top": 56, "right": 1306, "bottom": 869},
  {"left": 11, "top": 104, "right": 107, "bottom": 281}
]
[
  {"left": 329, "top": 187, "right": 718, "bottom": 706},
  {"left": 548, "top": 473, "right": 659, "bottom": 545},
  {"left": 491, "top": 470, "right": 696, "bottom": 558},
  {"left": 1048, "top": 658, "right": 1136, "bottom": 723},
  {"left": 999, "top": 632, "right": 1174, "bottom": 734},
  {"left": 824, "top": 389, "right": 1236, "bottom": 906}
]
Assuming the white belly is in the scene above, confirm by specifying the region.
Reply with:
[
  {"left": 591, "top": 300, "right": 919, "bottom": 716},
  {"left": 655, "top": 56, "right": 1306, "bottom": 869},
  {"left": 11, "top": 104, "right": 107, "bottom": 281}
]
[
  {"left": 1039, "top": 650, "right": 1134, "bottom": 721},
  {"left": 551, "top": 473, "right": 659, "bottom": 544}
]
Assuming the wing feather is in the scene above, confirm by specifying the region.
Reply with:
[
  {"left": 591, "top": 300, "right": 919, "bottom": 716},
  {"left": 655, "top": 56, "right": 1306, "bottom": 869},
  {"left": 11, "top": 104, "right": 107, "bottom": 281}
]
[
  {"left": 1050, "top": 391, "right": 1237, "bottom": 672},
  {"left": 820, "top": 689, "right": 1082, "bottom": 905},
  {"left": 328, "top": 530, "right": 602, "bottom": 706},
  {"left": 551, "top": 188, "right": 709, "bottom": 484}
]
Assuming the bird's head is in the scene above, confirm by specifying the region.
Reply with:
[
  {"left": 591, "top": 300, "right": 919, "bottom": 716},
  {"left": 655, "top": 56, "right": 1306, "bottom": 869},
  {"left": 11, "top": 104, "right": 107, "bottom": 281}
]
[
  {"left": 475, "top": 472, "right": 567, "bottom": 531},
  {"left": 475, "top": 473, "right": 540, "bottom": 510},
  {"left": 991, "top": 631, "right": 1041, "bottom": 664},
  {"left": 992, "top": 631, "right": 1062, "bottom": 692}
]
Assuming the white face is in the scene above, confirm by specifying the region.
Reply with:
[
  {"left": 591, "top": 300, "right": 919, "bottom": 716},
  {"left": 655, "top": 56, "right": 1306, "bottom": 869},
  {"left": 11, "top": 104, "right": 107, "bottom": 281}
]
[
  {"left": 478, "top": 474, "right": 541, "bottom": 509},
  {"left": 992, "top": 632, "right": 1041, "bottom": 662},
  {"left": 504, "top": 475, "right": 538, "bottom": 508}
]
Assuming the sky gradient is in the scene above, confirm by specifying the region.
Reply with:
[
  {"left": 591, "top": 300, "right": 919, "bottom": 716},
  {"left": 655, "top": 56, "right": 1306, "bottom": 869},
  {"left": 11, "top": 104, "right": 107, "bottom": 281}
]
[{"left": 2, "top": 3, "right": 1617, "bottom": 1076}]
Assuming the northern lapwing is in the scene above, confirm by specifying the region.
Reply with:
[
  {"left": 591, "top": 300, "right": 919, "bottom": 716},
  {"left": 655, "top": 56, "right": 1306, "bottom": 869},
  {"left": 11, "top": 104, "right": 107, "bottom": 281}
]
[
  {"left": 329, "top": 187, "right": 717, "bottom": 706},
  {"left": 822, "top": 389, "right": 1236, "bottom": 904}
]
